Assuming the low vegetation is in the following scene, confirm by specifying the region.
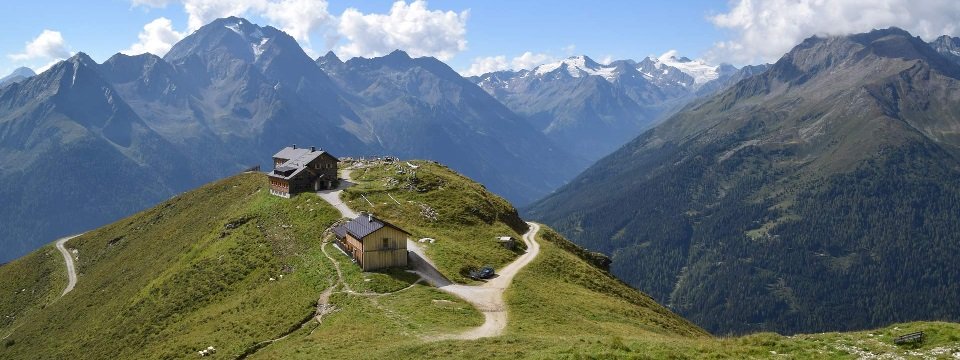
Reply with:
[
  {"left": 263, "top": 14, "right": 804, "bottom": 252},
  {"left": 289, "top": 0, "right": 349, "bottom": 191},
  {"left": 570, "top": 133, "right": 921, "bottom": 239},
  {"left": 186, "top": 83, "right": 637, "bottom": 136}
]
[
  {"left": 342, "top": 160, "right": 528, "bottom": 283},
  {"left": 0, "top": 244, "right": 66, "bottom": 340},
  {"left": 1, "top": 166, "right": 959, "bottom": 359}
]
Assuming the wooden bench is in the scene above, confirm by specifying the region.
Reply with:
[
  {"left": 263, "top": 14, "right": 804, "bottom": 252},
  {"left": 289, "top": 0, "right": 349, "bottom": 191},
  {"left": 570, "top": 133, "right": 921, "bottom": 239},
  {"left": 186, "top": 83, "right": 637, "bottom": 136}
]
[{"left": 894, "top": 331, "right": 924, "bottom": 345}]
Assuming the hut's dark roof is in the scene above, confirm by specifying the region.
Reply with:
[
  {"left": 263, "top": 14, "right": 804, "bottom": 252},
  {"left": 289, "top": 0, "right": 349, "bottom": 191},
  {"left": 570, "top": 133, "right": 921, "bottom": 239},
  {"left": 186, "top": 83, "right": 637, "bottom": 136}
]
[
  {"left": 337, "top": 214, "right": 410, "bottom": 241},
  {"left": 268, "top": 146, "right": 338, "bottom": 180}
]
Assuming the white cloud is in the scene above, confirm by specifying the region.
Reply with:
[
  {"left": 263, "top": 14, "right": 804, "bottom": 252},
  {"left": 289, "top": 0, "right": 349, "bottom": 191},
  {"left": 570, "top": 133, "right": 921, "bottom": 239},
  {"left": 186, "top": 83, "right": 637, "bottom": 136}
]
[
  {"left": 9, "top": 30, "right": 71, "bottom": 61},
  {"left": 708, "top": 0, "right": 960, "bottom": 64},
  {"left": 182, "top": 0, "right": 262, "bottom": 31},
  {"left": 512, "top": 51, "right": 554, "bottom": 70},
  {"left": 126, "top": 0, "right": 467, "bottom": 61},
  {"left": 123, "top": 17, "right": 186, "bottom": 56},
  {"left": 462, "top": 55, "right": 507, "bottom": 76},
  {"left": 461, "top": 51, "right": 554, "bottom": 76},
  {"left": 336, "top": 0, "right": 469, "bottom": 61},
  {"left": 177, "top": 0, "right": 337, "bottom": 43},
  {"left": 262, "top": 0, "right": 333, "bottom": 43}
]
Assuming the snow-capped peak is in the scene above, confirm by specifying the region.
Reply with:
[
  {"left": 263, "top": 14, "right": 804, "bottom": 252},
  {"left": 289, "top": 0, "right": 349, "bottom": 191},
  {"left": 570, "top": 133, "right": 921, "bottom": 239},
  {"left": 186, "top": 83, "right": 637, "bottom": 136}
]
[
  {"left": 221, "top": 18, "right": 270, "bottom": 60},
  {"left": 651, "top": 50, "right": 719, "bottom": 85},
  {"left": 533, "top": 55, "right": 618, "bottom": 81}
]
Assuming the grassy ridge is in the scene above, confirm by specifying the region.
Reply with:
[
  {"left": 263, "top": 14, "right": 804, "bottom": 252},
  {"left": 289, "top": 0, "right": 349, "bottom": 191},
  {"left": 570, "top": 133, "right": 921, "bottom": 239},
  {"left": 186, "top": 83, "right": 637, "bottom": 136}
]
[
  {"left": 342, "top": 161, "right": 528, "bottom": 282},
  {"left": 1, "top": 166, "right": 959, "bottom": 359},
  {"left": 0, "top": 173, "right": 342, "bottom": 359}
]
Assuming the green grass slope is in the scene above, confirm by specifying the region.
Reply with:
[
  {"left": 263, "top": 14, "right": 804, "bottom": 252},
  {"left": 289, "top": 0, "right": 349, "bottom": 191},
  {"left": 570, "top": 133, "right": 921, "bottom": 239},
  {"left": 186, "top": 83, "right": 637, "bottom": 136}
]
[
  {"left": 0, "top": 173, "right": 346, "bottom": 359},
  {"left": 0, "top": 244, "right": 66, "bottom": 342},
  {"left": 1, "top": 165, "right": 958, "bottom": 359},
  {"left": 342, "top": 161, "right": 529, "bottom": 283}
]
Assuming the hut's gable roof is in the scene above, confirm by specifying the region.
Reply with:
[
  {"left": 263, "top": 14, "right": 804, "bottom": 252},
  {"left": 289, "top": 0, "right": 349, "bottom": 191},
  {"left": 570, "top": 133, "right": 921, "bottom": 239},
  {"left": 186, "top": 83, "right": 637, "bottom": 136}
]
[
  {"left": 337, "top": 214, "right": 411, "bottom": 241},
  {"left": 268, "top": 146, "right": 338, "bottom": 180}
]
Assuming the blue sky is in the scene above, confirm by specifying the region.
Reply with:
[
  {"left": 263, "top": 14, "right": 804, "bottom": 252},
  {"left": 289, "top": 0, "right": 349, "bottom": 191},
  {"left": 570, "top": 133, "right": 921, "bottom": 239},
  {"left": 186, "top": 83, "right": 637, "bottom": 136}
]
[{"left": 3, "top": 0, "right": 959, "bottom": 76}]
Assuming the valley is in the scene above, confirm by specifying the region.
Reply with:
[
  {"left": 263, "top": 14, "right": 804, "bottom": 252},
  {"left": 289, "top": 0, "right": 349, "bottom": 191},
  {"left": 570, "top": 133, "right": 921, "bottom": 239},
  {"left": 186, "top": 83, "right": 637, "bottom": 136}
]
[{"left": 529, "top": 28, "right": 960, "bottom": 335}]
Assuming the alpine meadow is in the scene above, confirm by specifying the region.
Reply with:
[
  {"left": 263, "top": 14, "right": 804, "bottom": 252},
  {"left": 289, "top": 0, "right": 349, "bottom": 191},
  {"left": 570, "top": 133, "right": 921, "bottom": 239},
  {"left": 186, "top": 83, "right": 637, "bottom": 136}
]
[{"left": 3, "top": 1, "right": 960, "bottom": 359}]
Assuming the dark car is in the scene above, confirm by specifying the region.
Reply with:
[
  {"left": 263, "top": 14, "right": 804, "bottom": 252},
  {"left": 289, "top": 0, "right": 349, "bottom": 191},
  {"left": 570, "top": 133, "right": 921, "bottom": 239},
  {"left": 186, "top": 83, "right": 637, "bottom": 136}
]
[{"left": 477, "top": 266, "right": 495, "bottom": 279}]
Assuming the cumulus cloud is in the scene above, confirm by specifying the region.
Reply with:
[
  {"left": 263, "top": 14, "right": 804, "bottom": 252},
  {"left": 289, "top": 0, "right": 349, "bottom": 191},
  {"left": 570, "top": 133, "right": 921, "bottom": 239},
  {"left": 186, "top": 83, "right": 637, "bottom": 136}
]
[
  {"left": 182, "top": 0, "right": 263, "bottom": 31},
  {"left": 462, "top": 51, "right": 554, "bottom": 76},
  {"left": 123, "top": 17, "right": 186, "bottom": 56},
  {"left": 512, "top": 52, "right": 554, "bottom": 70},
  {"left": 709, "top": 0, "right": 960, "bottom": 64},
  {"left": 336, "top": 0, "right": 469, "bottom": 60},
  {"left": 462, "top": 56, "right": 508, "bottom": 76},
  {"left": 262, "top": 0, "right": 333, "bottom": 43},
  {"left": 126, "top": 0, "right": 468, "bottom": 61},
  {"left": 9, "top": 30, "right": 71, "bottom": 61},
  {"left": 127, "top": 0, "right": 336, "bottom": 53}
]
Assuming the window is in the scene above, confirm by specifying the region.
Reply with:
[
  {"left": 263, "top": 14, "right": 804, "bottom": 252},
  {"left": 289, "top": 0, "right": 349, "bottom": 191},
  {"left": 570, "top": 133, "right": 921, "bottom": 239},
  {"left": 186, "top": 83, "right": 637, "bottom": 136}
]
[{"left": 382, "top": 238, "right": 389, "bottom": 249}]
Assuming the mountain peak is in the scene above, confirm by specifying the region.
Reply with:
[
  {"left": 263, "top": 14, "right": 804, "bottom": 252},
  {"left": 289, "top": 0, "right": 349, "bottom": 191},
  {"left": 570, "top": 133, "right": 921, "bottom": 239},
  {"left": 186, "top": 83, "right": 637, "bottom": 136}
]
[
  {"left": 320, "top": 51, "right": 341, "bottom": 63},
  {"left": 0, "top": 67, "right": 36, "bottom": 86},
  {"left": 845, "top": 26, "right": 925, "bottom": 51},
  {"left": 533, "top": 55, "right": 612, "bottom": 79},
  {"left": 776, "top": 27, "right": 959, "bottom": 82},
  {"left": 65, "top": 52, "right": 98, "bottom": 68},
  {"left": 164, "top": 16, "right": 302, "bottom": 66},
  {"left": 567, "top": 55, "right": 602, "bottom": 68},
  {"left": 385, "top": 49, "right": 412, "bottom": 60},
  {"left": 9, "top": 67, "right": 36, "bottom": 78},
  {"left": 210, "top": 16, "right": 253, "bottom": 29},
  {"left": 316, "top": 50, "right": 344, "bottom": 73},
  {"left": 648, "top": 51, "right": 719, "bottom": 85},
  {"left": 930, "top": 34, "right": 960, "bottom": 65}
]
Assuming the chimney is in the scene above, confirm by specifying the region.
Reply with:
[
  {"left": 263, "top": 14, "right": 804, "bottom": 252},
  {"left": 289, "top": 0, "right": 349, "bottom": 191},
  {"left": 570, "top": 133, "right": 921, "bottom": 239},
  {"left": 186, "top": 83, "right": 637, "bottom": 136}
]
[
  {"left": 311, "top": 146, "right": 316, "bottom": 152},
  {"left": 368, "top": 213, "right": 373, "bottom": 222},
  {"left": 292, "top": 144, "right": 297, "bottom": 149}
]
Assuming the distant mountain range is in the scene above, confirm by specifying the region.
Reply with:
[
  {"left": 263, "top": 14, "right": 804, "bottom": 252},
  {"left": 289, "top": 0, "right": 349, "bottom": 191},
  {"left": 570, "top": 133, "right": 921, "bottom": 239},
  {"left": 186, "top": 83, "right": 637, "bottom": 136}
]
[
  {"left": 314, "top": 49, "right": 580, "bottom": 201},
  {"left": 0, "top": 17, "right": 585, "bottom": 263},
  {"left": 469, "top": 54, "right": 767, "bottom": 160},
  {"left": 529, "top": 28, "right": 960, "bottom": 335}
]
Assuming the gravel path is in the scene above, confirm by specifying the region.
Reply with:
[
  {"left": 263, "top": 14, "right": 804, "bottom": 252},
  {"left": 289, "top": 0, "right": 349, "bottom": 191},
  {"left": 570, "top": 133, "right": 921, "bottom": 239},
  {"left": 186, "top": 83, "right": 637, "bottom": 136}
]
[
  {"left": 316, "top": 169, "right": 358, "bottom": 219},
  {"left": 316, "top": 167, "right": 542, "bottom": 340},
  {"left": 420, "top": 222, "right": 541, "bottom": 341},
  {"left": 55, "top": 234, "right": 82, "bottom": 297}
]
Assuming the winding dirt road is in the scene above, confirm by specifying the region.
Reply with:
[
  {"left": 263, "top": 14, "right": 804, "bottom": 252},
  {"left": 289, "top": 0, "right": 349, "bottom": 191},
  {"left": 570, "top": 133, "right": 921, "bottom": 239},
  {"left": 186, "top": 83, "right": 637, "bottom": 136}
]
[
  {"left": 415, "top": 222, "right": 541, "bottom": 340},
  {"left": 55, "top": 234, "right": 82, "bottom": 297},
  {"left": 318, "top": 167, "right": 541, "bottom": 340}
]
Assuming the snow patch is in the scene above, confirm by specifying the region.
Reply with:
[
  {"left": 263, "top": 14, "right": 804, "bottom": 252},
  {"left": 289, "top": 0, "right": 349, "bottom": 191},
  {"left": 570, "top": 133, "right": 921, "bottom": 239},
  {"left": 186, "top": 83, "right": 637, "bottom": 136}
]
[
  {"left": 533, "top": 55, "right": 619, "bottom": 81},
  {"left": 654, "top": 50, "right": 720, "bottom": 85},
  {"left": 225, "top": 23, "right": 242, "bottom": 35},
  {"left": 253, "top": 38, "right": 269, "bottom": 60}
]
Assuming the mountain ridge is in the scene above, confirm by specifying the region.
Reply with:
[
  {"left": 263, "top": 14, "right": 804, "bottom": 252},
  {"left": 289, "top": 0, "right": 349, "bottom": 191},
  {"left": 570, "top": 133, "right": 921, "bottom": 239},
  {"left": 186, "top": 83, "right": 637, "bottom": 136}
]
[
  {"left": 0, "top": 16, "right": 584, "bottom": 263},
  {"left": 468, "top": 53, "right": 766, "bottom": 161},
  {"left": 528, "top": 27, "right": 960, "bottom": 335}
]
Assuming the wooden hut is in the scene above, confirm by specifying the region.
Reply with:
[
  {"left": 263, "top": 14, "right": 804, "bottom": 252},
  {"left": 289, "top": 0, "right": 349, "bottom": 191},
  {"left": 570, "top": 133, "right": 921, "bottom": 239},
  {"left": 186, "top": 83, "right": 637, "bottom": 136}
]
[
  {"left": 333, "top": 213, "right": 409, "bottom": 271},
  {"left": 268, "top": 145, "right": 338, "bottom": 198}
]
